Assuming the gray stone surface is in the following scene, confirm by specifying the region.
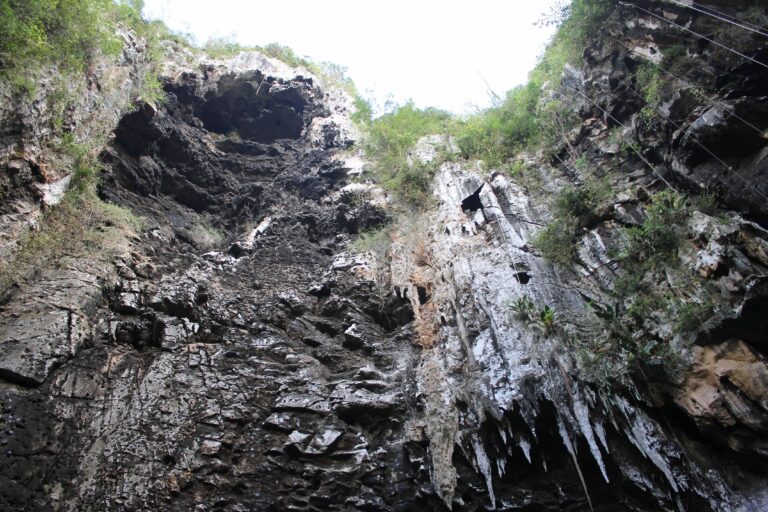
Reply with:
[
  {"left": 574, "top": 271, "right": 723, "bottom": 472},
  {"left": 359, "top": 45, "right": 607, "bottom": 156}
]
[{"left": 1, "top": 2, "right": 768, "bottom": 510}]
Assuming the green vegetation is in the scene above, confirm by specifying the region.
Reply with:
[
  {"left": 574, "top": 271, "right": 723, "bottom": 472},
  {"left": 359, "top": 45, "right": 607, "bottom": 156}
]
[
  {"left": 509, "top": 295, "right": 537, "bottom": 321},
  {"left": 516, "top": 188, "right": 700, "bottom": 389},
  {"left": 673, "top": 298, "right": 714, "bottom": 334},
  {"left": 535, "top": 217, "right": 581, "bottom": 265},
  {"left": 0, "top": 0, "right": 123, "bottom": 73},
  {"left": 355, "top": 0, "right": 613, "bottom": 205},
  {"left": 617, "top": 190, "right": 689, "bottom": 269},
  {"left": 0, "top": 185, "right": 142, "bottom": 294},
  {"left": 0, "top": 0, "right": 176, "bottom": 134},
  {"left": 201, "top": 36, "right": 249, "bottom": 59},
  {"left": 610, "top": 128, "right": 634, "bottom": 159},
  {"left": 0, "top": 1, "right": 172, "bottom": 96},
  {"left": 635, "top": 63, "right": 663, "bottom": 122},
  {"left": 347, "top": 1, "right": 719, "bottom": 392},
  {"left": 202, "top": 39, "right": 320, "bottom": 69},
  {"left": 538, "top": 305, "right": 557, "bottom": 335},
  {"left": 203, "top": 38, "right": 361, "bottom": 100},
  {"left": 455, "top": 0, "right": 613, "bottom": 165},
  {"left": 361, "top": 102, "right": 455, "bottom": 205},
  {"left": 573, "top": 191, "right": 698, "bottom": 387},
  {"left": 574, "top": 298, "right": 676, "bottom": 389},
  {"left": 181, "top": 221, "right": 224, "bottom": 248},
  {"left": 456, "top": 82, "right": 541, "bottom": 166},
  {"left": 0, "top": 1, "right": 172, "bottom": 293},
  {"left": 660, "top": 44, "right": 688, "bottom": 74},
  {"left": 508, "top": 295, "right": 558, "bottom": 336},
  {"left": 350, "top": 225, "right": 392, "bottom": 256},
  {"left": 611, "top": 191, "right": 690, "bottom": 313},
  {"left": 0, "top": 129, "right": 143, "bottom": 294},
  {"left": 535, "top": 174, "right": 611, "bottom": 264}
]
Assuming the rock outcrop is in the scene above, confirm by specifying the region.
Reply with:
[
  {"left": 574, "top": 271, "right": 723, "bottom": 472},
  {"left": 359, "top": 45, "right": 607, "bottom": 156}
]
[{"left": 1, "top": 1, "right": 768, "bottom": 510}]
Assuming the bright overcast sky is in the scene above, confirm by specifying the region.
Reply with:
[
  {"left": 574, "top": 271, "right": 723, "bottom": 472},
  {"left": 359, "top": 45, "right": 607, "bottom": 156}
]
[{"left": 143, "top": 0, "right": 563, "bottom": 114}]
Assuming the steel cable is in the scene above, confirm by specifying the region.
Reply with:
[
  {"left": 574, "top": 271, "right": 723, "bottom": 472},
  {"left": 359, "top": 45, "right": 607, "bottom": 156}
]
[
  {"left": 621, "top": 2, "right": 768, "bottom": 70},
  {"left": 667, "top": 0, "right": 768, "bottom": 39}
]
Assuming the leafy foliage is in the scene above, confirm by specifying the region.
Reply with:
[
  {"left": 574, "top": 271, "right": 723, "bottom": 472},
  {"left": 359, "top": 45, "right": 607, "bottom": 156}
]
[
  {"left": 508, "top": 295, "right": 558, "bottom": 336},
  {"left": 536, "top": 189, "right": 697, "bottom": 388},
  {"left": 202, "top": 36, "right": 249, "bottom": 58},
  {"left": 535, "top": 216, "right": 580, "bottom": 265},
  {"left": 509, "top": 295, "right": 537, "bottom": 321},
  {"left": 362, "top": 102, "right": 455, "bottom": 205},
  {"left": 555, "top": 177, "right": 610, "bottom": 221},
  {"left": 635, "top": 63, "right": 663, "bottom": 122},
  {"left": 0, "top": 0, "right": 175, "bottom": 115},
  {"left": 355, "top": 0, "right": 614, "bottom": 208},
  {"left": 0, "top": 1, "right": 176, "bottom": 77},
  {"left": 573, "top": 190, "right": 698, "bottom": 387},
  {"left": 618, "top": 190, "right": 689, "bottom": 267},
  {"left": 455, "top": 0, "right": 613, "bottom": 165},
  {"left": 203, "top": 39, "right": 362, "bottom": 102},
  {"left": 536, "top": 174, "right": 611, "bottom": 264},
  {"left": 537, "top": 305, "right": 557, "bottom": 335},
  {"left": 456, "top": 82, "right": 541, "bottom": 165},
  {"left": 672, "top": 298, "right": 714, "bottom": 334},
  {"left": 0, "top": 0, "right": 123, "bottom": 72}
]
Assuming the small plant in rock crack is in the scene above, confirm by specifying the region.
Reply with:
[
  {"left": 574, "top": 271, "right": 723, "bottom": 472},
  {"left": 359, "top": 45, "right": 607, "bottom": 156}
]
[
  {"left": 617, "top": 190, "right": 689, "bottom": 268},
  {"left": 672, "top": 298, "right": 715, "bottom": 334},
  {"left": 535, "top": 305, "right": 556, "bottom": 335},
  {"left": 588, "top": 300, "right": 634, "bottom": 349},
  {"left": 509, "top": 295, "right": 536, "bottom": 322},
  {"left": 509, "top": 296, "right": 557, "bottom": 336}
]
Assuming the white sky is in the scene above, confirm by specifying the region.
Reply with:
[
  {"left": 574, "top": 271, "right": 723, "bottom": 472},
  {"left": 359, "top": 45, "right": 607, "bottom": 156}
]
[{"left": 143, "top": 0, "right": 562, "bottom": 114}]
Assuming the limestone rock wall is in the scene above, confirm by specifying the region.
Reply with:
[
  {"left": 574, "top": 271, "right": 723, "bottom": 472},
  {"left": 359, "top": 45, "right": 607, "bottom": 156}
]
[
  {"left": 1, "top": 1, "right": 768, "bottom": 511},
  {"left": 383, "top": 0, "right": 768, "bottom": 509}
]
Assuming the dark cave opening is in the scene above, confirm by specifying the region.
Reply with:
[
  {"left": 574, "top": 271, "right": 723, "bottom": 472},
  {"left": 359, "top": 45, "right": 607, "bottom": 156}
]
[
  {"left": 461, "top": 184, "right": 484, "bottom": 213},
  {"left": 416, "top": 285, "right": 430, "bottom": 305},
  {"left": 515, "top": 272, "right": 532, "bottom": 285}
]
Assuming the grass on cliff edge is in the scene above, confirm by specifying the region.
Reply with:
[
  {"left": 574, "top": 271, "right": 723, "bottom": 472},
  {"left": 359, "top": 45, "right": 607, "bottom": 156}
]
[
  {"left": 0, "top": 0, "right": 176, "bottom": 119},
  {"left": 455, "top": 0, "right": 613, "bottom": 166},
  {"left": 0, "top": 137, "right": 142, "bottom": 296},
  {"left": 360, "top": 101, "right": 456, "bottom": 206},
  {"left": 202, "top": 37, "right": 366, "bottom": 108},
  {"left": 0, "top": 1, "right": 166, "bottom": 74},
  {"left": 355, "top": 0, "right": 613, "bottom": 203},
  {"left": 0, "top": 185, "right": 142, "bottom": 295}
]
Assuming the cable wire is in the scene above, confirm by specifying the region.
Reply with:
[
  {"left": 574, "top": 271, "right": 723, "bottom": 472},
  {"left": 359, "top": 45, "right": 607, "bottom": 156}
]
[
  {"left": 612, "top": 75, "right": 768, "bottom": 202},
  {"left": 560, "top": 82, "right": 678, "bottom": 191},
  {"left": 606, "top": 35, "right": 768, "bottom": 139},
  {"left": 667, "top": 0, "right": 768, "bottom": 39},
  {"left": 622, "top": 2, "right": 768, "bottom": 70},
  {"left": 691, "top": 2, "right": 768, "bottom": 37}
]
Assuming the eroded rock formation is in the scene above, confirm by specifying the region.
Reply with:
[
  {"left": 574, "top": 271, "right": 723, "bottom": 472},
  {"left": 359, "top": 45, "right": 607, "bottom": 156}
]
[{"left": 1, "top": 1, "right": 768, "bottom": 510}]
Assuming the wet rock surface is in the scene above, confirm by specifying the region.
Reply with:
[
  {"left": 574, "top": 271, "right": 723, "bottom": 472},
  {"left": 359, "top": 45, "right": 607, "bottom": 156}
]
[
  {"left": 0, "top": 53, "right": 427, "bottom": 511},
  {"left": 0, "top": 28, "right": 152, "bottom": 268},
  {"left": 1, "top": 1, "right": 768, "bottom": 510}
]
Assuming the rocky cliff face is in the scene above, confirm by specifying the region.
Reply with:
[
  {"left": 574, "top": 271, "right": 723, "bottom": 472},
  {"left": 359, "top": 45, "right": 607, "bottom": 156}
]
[
  {"left": 0, "top": 27, "right": 153, "bottom": 268},
  {"left": 1, "top": 1, "right": 768, "bottom": 511}
]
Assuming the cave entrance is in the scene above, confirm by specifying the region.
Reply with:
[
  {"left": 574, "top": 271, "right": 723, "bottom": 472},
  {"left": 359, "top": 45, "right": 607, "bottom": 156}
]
[
  {"left": 416, "top": 285, "right": 430, "bottom": 305},
  {"left": 461, "top": 184, "right": 484, "bottom": 213}
]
